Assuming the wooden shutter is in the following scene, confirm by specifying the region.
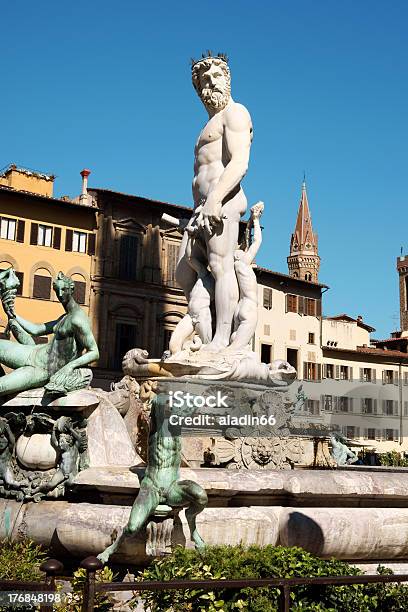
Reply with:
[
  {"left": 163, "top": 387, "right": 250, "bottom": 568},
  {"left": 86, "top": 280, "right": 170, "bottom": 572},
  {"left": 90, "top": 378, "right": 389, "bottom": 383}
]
[
  {"left": 33, "top": 275, "right": 51, "bottom": 299},
  {"left": 349, "top": 398, "right": 353, "bottom": 413},
  {"left": 87, "top": 233, "right": 96, "bottom": 256},
  {"left": 263, "top": 287, "right": 272, "bottom": 309},
  {"left": 303, "top": 362, "right": 308, "bottom": 380},
  {"left": 317, "top": 363, "right": 322, "bottom": 381},
  {"left": 404, "top": 372, "right": 408, "bottom": 386},
  {"left": 372, "top": 369, "right": 376, "bottom": 384},
  {"left": 73, "top": 281, "right": 86, "bottom": 304},
  {"left": 316, "top": 299, "right": 322, "bottom": 317},
  {"left": 53, "top": 227, "right": 61, "bottom": 250},
  {"left": 394, "top": 372, "right": 399, "bottom": 386},
  {"left": 65, "top": 229, "right": 73, "bottom": 251},
  {"left": 298, "top": 296, "right": 305, "bottom": 315},
  {"left": 374, "top": 399, "right": 377, "bottom": 414},
  {"left": 335, "top": 365, "right": 340, "bottom": 380},
  {"left": 16, "top": 220, "right": 25, "bottom": 243},
  {"left": 382, "top": 370, "right": 386, "bottom": 385},
  {"left": 306, "top": 298, "right": 316, "bottom": 316},
  {"left": 394, "top": 401, "right": 399, "bottom": 416},
  {"left": 360, "top": 368, "right": 364, "bottom": 382},
  {"left": 349, "top": 367, "right": 353, "bottom": 382},
  {"left": 166, "top": 243, "right": 179, "bottom": 286},
  {"left": 30, "top": 223, "right": 38, "bottom": 245},
  {"left": 119, "top": 234, "right": 138, "bottom": 280}
]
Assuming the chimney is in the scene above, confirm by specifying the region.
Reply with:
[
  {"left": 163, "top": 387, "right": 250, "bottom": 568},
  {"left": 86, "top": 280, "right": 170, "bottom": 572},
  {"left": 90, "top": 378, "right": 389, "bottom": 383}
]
[{"left": 79, "top": 168, "right": 91, "bottom": 205}]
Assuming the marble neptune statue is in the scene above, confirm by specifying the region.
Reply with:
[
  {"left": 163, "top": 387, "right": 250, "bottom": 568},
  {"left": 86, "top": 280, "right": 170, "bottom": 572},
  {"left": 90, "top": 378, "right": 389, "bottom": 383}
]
[{"left": 174, "top": 52, "right": 253, "bottom": 353}]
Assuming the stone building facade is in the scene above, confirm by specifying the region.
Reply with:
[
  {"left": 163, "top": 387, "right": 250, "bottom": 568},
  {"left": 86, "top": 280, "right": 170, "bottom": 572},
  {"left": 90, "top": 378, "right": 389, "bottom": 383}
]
[
  {"left": 0, "top": 165, "right": 96, "bottom": 337},
  {"left": 88, "top": 187, "right": 190, "bottom": 387}
]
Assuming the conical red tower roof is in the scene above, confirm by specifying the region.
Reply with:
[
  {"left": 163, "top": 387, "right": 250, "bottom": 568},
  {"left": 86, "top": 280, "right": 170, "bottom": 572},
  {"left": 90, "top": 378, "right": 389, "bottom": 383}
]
[{"left": 290, "top": 181, "right": 318, "bottom": 255}]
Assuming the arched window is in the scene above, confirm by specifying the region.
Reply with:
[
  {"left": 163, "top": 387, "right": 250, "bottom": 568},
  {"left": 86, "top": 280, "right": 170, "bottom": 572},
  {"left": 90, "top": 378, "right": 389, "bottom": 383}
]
[
  {"left": 71, "top": 273, "right": 87, "bottom": 305},
  {"left": 33, "top": 268, "right": 52, "bottom": 300}
]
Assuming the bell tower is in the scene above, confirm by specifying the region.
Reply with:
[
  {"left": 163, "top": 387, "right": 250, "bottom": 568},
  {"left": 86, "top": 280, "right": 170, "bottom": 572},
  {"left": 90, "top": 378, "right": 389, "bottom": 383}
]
[
  {"left": 287, "top": 180, "right": 320, "bottom": 283},
  {"left": 397, "top": 255, "right": 408, "bottom": 335}
]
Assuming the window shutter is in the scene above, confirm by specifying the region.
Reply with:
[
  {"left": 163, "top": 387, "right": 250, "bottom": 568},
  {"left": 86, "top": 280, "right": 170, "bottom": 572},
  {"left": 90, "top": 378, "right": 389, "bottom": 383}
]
[
  {"left": 263, "top": 287, "right": 272, "bottom": 309},
  {"left": 322, "top": 364, "right": 327, "bottom": 378},
  {"left": 335, "top": 365, "right": 340, "bottom": 380},
  {"left": 87, "top": 233, "right": 96, "bottom": 256},
  {"left": 372, "top": 369, "right": 376, "bottom": 384},
  {"left": 364, "top": 428, "right": 368, "bottom": 439},
  {"left": 33, "top": 275, "right": 51, "bottom": 300},
  {"left": 356, "top": 426, "right": 360, "bottom": 439},
  {"left": 374, "top": 399, "right": 377, "bottom": 414},
  {"left": 349, "top": 398, "right": 353, "bottom": 413},
  {"left": 382, "top": 370, "right": 386, "bottom": 385},
  {"left": 65, "top": 229, "right": 73, "bottom": 252},
  {"left": 316, "top": 299, "right": 322, "bottom": 317},
  {"left": 394, "top": 372, "right": 399, "bottom": 386},
  {"left": 119, "top": 234, "right": 138, "bottom": 280},
  {"left": 360, "top": 368, "right": 364, "bottom": 382},
  {"left": 394, "top": 401, "right": 399, "bottom": 416},
  {"left": 394, "top": 429, "right": 399, "bottom": 442},
  {"left": 317, "top": 363, "right": 322, "bottom": 381},
  {"left": 53, "top": 227, "right": 61, "bottom": 250},
  {"left": 73, "top": 281, "right": 86, "bottom": 305},
  {"left": 361, "top": 398, "right": 365, "bottom": 413},
  {"left": 166, "top": 243, "right": 179, "bottom": 286},
  {"left": 349, "top": 367, "right": 353, "bottom": 382},
  {"left": 16, "top": 220, "right": 25, "bottom": 243},
  {"left": 404, "top": 372, "right": 408, "bottom": 386},
  {"left": 303, "top": 362, "right": 308, "bottom": 380},
  {"left": 15, "top": 271, "right": 24, "bottom": 296},
  {"left": 298, "top": 296, "right": 304, "bottom": 315},
  {"left": 30, "top": 223, "right": 38, "bottom": 245}
]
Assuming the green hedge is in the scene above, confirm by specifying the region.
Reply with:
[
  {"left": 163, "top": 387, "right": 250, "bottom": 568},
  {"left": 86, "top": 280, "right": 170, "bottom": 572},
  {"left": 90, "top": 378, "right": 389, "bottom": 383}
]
[{"left": 136, "top": 545, "right": 408, "bottom": 611}]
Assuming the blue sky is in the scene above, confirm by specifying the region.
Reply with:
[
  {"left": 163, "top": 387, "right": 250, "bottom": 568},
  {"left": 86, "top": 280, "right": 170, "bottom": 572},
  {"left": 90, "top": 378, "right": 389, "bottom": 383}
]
[{"left": 1, "top": 1, "right": 407, "bottom": 338}]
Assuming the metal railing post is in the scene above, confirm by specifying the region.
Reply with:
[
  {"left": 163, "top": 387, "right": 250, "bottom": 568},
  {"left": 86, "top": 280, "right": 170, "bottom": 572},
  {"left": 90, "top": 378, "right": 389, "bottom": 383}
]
[
  {"left": 278, "top": 584, "right": 291, "bottom": 612},
  {"left": 39, "top": 559, "right": 63, "bottom": 612},
  {"left": 80, "top": 556, "right": 103, "bottom": 612}
]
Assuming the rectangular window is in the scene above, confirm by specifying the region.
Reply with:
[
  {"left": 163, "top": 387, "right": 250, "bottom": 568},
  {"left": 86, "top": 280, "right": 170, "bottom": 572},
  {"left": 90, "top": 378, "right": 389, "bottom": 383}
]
[
  {"left": 289, "top": 329, "right": 296, "bottom": 341},
  {"left": 73, "top": 281, "right": 86, "bottom": 304},
  {"left": 119, "top": 234, "right": 138, "bottom": 280},
  {"left": 261, "top": 343, "right": 272, "bottom": 363},
  {"left": 383, "top": 370, "right": 394, "bottom": 384},
  {"left": 385, "top": 428, "right": 397, "bottom": 442},
  {"left": 166, "top": 242, "right": 179, "bottom": 287},
  {"left": 264, "top": 324, "right": 270, "bottom": 336},
  {"left": 367, "top": 428, "right": 376, "bottom": 440},
  {"left": 345, "top": 426, "right": 358, "bottom": 439},
  {"left": 383, "top": 400, "right": 396, "bottom": 416},
  {"left": 303, "top": 362, "right": 321, "bottom": 381},
  {"left": 306, "top": 399, "right": 320, "bottom": 415},
  {"left": 0, "top": 217, "right": 16, "bottom": 240},
  {"left": 72, "top": 231, "right": 87, "bottom": 253},
  {"left": 308, "top": 332, "right": 315, "bottom": 344},
  {"left": 33, "top": 275, "right": 52, "bottom": 300},
  {"left": 362, "top": 398, "right": 374, "bottom": 414},
  {"left": 323, "top": 395, "right": 333, "bottom": 411},
  {"left": 338, "top": 397, "right": 350, "bottom": 413},
  {"left": 306, "top": 298, "right": 316, "bottom": 316},
  {"left": 362, "top": 368, "right": 372, "bottom": 382},
  {"left": 325, "top": 364, "right": 334, "bottom": 379},
  {"left": 38, "top": 224, "right": 52, "bottom": 247},
  {"left": 286, "top": 294, "right": 297, "bottom": 313},
  {"left": 340, "top": 365, "right": 350, "bottom": 380},
  {"left": 263, "top": 287, "right": 272, "bottom": 310}
]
